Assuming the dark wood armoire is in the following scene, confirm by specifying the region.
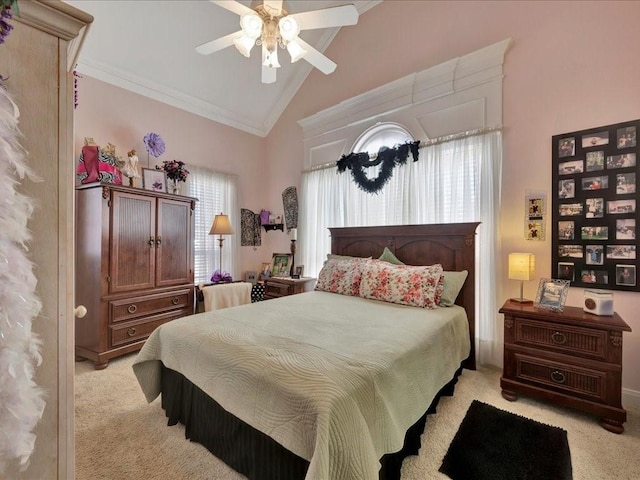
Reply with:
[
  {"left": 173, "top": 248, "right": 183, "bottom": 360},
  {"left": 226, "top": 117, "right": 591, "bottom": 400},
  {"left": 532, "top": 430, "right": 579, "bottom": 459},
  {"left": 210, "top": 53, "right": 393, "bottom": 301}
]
[{"left": 75, "top": 183, "right": 196, "bottom": 369}]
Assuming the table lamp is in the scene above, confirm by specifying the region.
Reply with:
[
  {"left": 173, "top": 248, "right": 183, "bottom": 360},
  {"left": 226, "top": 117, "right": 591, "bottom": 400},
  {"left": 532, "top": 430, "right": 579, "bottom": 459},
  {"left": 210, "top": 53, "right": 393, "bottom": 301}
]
[
  {"left": 209, "top": 213, "right": 233, "bottom": 279},
  {"left": 508, "top": 253, "right": 535, "bottom": 303}
]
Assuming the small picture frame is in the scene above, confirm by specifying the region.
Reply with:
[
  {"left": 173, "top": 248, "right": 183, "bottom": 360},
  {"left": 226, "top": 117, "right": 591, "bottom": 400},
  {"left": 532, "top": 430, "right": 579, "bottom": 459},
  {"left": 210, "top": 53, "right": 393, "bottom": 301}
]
[
  {"left": 557, "top": 262, "right": 575, "bottom": 282},
  {"left": 534, "top": 278, "right": 570, "bottom": 312},
  {"left": 292, "top": 265, "right": 304, "bottom": 279},
  {"left": 142, "top": 168, "right": 167, "bottom": 192},
  {"left": 616, "top": 264, "right": 636, "bottom": 286},
  {"left": 259, "top": 262, "right": 271, "bottom": 280},
  {"left": 270, "top": 253, "right": 293, "bottom": 277}
]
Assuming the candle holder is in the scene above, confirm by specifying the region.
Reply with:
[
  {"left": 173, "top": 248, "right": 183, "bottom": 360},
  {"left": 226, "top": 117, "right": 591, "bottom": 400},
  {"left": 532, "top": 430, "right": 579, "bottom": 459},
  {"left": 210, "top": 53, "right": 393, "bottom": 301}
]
[{"left": 290, "top": 239, "right": 298, "bottom": 277}]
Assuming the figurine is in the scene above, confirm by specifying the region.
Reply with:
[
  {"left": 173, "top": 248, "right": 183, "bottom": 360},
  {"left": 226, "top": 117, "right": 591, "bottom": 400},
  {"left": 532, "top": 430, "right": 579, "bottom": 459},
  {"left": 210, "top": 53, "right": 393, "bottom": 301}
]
[{"left": 122, "top": 149, "right": 140, "bottom": 187}]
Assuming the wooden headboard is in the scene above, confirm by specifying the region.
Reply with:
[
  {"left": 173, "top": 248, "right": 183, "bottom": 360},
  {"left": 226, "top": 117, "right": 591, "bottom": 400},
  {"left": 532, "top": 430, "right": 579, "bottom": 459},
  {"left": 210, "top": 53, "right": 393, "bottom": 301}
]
[{"left": 329, "top": 223, "right": 480, "bottom": 370}]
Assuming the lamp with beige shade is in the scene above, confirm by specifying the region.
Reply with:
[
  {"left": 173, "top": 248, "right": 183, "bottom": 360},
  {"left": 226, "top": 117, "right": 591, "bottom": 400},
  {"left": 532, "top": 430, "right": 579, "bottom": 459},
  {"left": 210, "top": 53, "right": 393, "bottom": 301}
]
[{"left": 508, "top": 253, "right": 535, "bottom": 303}]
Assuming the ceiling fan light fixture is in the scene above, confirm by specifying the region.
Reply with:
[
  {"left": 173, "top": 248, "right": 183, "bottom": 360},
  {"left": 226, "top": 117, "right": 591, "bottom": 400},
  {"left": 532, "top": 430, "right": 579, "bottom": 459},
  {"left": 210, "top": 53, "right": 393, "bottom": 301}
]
[
  {"left": 239, "top": 13, "right": 263, "bottom": 39},
  {"left": 234, "top": 35, "right": 256, "bottom": 57},
  {"left": 278, "top": 16, "right": 300, "bottom": 42},
  {"left": 262, "top": 43, "right": 281, "bottom": 68},
  {"left": 286, "top": 39, "right": 307, "bottom": 63}
]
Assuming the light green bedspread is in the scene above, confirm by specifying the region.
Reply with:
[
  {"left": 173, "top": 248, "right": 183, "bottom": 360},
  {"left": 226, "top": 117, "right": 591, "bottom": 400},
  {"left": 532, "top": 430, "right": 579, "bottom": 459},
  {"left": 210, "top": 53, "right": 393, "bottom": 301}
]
[{"left": 133, "top": 290, "right": 470, "bottom": 480}]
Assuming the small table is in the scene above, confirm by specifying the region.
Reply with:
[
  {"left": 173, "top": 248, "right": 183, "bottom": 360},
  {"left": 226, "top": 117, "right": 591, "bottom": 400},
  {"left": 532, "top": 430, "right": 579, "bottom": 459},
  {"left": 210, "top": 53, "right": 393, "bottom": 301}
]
[
  {"left": 499, "top": 299, "right": 631, "bottom": 433},
  {"left": 263, "top": 277, "right": 316, "bottom": 299}
]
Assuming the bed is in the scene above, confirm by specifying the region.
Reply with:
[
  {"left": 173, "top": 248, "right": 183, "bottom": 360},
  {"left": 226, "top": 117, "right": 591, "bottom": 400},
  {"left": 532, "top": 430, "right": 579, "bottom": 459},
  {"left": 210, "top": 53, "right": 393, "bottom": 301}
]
[{"left": 133, "top": 222, "right": 479, "bottom": 480}]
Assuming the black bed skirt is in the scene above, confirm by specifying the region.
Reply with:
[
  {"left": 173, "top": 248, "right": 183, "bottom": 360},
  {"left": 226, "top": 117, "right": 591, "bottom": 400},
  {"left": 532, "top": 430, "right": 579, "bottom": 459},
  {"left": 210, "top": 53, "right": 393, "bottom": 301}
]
[{"left": 161, "top": 365, "right": 463, "bottom": 480}]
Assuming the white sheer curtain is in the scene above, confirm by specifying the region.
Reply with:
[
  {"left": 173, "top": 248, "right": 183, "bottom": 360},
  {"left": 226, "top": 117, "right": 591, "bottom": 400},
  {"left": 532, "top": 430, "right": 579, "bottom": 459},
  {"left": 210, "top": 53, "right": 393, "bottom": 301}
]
[
  {"left": 300, "top": 130, "right": 502, "bottom": 366},
  {"left": 185, "top": 165, "right": 239, "bottom": 284}
]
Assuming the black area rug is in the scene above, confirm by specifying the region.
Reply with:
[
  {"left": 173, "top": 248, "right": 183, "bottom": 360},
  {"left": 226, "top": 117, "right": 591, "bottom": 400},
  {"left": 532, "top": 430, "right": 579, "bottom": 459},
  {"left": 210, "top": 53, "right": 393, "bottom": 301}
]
[{"left": 439, "top": 400, "right": 572, "bottom": 480}]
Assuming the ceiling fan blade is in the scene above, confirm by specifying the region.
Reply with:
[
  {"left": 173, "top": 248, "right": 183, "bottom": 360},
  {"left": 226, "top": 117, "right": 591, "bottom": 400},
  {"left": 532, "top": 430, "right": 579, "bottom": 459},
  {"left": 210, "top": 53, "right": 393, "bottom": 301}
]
[
  {"left": 209, "top": 0, "right": 253, "bottom": 16},
  {"left": 262, "top": 66, "right": 277, "bottom": 84},
  {"left": 290, "top": 5, "right": 358, "bottom": 31},
  {"left": 195, "top": 31, "right": 242, "bottom": 55},
  {"left": 263, "top": 0, "right": 283, "bottom": 16},
  {"left": 294, "top": 38, "right": 337, "bottom": 75}
]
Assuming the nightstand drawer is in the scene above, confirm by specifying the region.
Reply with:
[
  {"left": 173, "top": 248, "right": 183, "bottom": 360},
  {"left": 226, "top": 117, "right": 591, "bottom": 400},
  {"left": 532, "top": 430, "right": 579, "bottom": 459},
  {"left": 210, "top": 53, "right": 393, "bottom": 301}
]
[
  {"left": 513, "top": 317, "right": 607, "bottom": 361},
  {"left": 264, "top": 281, "right": 291, "bottom": 298},
  {"left": 513, "top": 352, "right": 608, "bottom": 403}
]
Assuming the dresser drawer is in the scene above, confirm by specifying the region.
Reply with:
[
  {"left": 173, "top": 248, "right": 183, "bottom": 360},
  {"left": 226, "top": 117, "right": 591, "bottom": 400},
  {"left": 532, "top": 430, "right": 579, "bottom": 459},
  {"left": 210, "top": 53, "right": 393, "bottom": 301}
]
[
  {"left": 513, "top": 317, "right": 607, "bottom": 361},
  {"left": 110, "top": 289, "right": 192, "bottom": 323},
  {"left": 512, "top": 352, "right": 609, "bottom": 403},
  {"left": 109, "top": 309, "right": 189, "bottom": 347}
]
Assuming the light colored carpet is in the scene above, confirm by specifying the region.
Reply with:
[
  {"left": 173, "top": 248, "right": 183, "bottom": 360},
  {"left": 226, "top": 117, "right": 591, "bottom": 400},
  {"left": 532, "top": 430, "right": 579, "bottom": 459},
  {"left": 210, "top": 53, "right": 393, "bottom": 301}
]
[{"left": 75, "top": 353, "right": 640, "bottom": 480}]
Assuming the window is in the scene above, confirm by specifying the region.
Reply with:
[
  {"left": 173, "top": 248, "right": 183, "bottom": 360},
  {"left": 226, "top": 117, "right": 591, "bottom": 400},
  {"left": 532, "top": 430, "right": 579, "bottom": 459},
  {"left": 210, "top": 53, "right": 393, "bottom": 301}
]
[
  {"left": 300, "top": 125, "right": 502, "bottom": 365},
  {"left": 185, "top": 166, "right": 238, "bottom": 284}
]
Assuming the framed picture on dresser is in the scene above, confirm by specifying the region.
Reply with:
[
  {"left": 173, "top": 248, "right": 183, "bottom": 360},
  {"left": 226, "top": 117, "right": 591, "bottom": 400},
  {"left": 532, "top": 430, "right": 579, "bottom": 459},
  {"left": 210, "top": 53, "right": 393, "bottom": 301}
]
[
  {"left": 551, "top": 119, "right": 640, "bottom": 292},
  {"left": 142, "top": 168, "right": 167, "bottom": 192}
]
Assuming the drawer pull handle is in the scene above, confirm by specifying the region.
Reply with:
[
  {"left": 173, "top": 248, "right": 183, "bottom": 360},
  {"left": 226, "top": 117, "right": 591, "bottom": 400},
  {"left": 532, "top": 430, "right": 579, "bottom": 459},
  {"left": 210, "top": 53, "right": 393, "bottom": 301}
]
[
  {"left": 127, "top": 304, "right": 137, "bottom": 314},
  {"left": 550, "top": 370, "right": 566, "bottom": 384},
  {"left": 551, "top": 331, "right": 567, "bottom": 344},
  {"left": 149, "top": 236, "right": 155, "bottom": 246},
  {"left": 172, "top": 297, "right": 180, "bottom": 305},
  {"left": 127, "top": 327, "right": 137, "bottom": 337},
  {"left": 156, "top": 236, "right": 162, "bottom": 246}
]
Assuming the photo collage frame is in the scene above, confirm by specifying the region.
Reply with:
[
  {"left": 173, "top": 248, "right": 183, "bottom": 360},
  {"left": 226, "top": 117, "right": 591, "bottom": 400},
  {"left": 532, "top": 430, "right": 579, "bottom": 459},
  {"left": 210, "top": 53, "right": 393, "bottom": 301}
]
[{"left": 552, "top": 119, "right": 639, "bottom": 291}]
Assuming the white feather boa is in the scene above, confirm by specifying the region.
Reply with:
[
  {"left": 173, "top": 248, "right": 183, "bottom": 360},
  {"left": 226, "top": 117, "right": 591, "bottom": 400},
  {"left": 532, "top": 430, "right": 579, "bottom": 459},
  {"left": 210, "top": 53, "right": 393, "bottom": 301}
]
[{"left": 0, "top": 87, "right": 46, "bottom": 474}]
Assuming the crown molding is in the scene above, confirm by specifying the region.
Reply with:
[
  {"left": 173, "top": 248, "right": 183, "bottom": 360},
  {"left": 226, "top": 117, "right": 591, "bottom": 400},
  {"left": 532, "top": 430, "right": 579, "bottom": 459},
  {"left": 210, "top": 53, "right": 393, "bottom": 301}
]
[{"left": 75, "top": 58, "right": 270, "bottom": 137}]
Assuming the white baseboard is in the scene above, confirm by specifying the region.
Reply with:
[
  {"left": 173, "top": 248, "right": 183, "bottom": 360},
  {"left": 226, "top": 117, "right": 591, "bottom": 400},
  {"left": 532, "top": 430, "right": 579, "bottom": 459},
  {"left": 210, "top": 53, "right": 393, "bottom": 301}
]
[{"left": 622, "top": 387, "right": 640, "bottom": 410}]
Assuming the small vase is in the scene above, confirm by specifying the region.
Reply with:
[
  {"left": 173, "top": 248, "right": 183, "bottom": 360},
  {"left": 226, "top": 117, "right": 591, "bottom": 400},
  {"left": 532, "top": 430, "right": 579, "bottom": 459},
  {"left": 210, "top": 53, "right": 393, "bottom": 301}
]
[{"left": 171, "top": 180, "right": 180, "bottom": 195}]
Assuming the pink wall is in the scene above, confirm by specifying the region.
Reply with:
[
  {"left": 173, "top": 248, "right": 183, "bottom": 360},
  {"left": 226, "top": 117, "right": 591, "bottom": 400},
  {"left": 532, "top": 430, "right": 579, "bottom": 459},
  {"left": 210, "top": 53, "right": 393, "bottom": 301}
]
[
  {"left": 73, "top": 76, "right": 268, "bottom": 273},
  {"left": 266, "top": 1, "right": 640, "bottom": 394}
]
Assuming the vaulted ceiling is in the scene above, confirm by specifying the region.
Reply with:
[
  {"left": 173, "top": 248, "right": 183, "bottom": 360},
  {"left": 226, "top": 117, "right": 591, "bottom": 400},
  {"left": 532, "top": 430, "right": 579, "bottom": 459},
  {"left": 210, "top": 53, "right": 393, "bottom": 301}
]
[{"left": 66, "top": 0, "right": 381, "bottom": 137}]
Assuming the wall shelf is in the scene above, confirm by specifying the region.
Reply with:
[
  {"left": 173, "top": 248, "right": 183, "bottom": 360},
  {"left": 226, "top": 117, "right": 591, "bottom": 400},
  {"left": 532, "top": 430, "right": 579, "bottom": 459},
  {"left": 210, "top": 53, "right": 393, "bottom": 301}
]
[{"left": 263, "top": 223, "right": 284, "bottom": 232}]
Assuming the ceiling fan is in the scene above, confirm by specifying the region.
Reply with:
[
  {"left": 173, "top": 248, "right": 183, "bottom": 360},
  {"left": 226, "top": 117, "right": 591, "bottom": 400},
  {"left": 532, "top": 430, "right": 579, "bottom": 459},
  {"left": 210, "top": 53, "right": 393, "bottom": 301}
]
[{"left": 196, "top": 0, "right": 359, "bottom": 84}]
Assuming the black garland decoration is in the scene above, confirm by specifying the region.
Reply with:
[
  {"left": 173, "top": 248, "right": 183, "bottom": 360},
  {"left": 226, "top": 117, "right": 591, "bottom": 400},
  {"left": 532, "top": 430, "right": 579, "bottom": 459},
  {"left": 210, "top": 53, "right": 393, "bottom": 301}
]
[{"left": 336, "top": 140, "right": 420, "bottom": 194}]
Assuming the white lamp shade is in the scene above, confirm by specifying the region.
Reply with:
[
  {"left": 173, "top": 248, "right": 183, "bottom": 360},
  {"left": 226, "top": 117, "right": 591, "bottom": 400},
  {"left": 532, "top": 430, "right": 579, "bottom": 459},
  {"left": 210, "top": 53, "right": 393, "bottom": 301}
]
[
  {"left": 508, "top": 253, "right": 535, "bottom": 281},
  {"left": 233, "top": 35, "right": 256, "bottom": 57},
  {"left": 278, "top": 16, "right": 300, "bottom": 42},
  {"left": 286, "top": 39, "right": 307, "bottom": 63},
  {"left": 209, "top": 213, "right": 234, "bottom": 236},
  {"left": 240, "top": 13, "right": 263, "bottom": 39}
]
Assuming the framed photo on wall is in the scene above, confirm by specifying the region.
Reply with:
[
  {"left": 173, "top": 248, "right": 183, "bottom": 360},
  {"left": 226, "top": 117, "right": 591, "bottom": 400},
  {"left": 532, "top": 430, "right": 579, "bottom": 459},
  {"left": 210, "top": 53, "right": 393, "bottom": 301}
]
[
  {"left": 551, "top": 119, "right": 640, "bottom": 292},
  {"left": 142, "top": 168, "right": 167, "bottom": 192}
]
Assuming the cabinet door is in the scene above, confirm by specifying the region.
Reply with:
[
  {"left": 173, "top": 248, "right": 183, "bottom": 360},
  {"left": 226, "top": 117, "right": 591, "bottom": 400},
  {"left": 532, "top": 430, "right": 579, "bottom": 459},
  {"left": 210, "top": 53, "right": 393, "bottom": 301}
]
[
  {"left": 156, "top": 197, "right": 193, "bottom": 287},
  {"left": 110, "top": 191, "right": 156, "bottom": 293}
]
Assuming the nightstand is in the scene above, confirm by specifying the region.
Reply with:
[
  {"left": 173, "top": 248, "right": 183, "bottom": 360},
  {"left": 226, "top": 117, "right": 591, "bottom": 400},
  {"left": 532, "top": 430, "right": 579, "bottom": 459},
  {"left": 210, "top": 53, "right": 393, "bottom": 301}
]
[
  {"left": 499, "top": 299, "right": 631, "bottom": 433},
  {"left": 263, "top": 277, "right": 316, "bottom": 299}
]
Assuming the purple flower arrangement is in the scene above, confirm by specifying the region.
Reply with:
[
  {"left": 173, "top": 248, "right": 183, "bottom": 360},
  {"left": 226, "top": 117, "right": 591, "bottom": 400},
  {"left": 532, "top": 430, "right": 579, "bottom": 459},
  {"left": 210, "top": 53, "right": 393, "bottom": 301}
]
[
  {"left": 0, "top": 2, "right": 15, "bottom": 45},
  {"left": 143, "top": 132, "right": 166, "bottom": 158},
  {"left": 158, "top": 159, "right": 189, "bottom": 183},
  {"left": 211, "top": 270, "right": 233, "bottom": 283}
]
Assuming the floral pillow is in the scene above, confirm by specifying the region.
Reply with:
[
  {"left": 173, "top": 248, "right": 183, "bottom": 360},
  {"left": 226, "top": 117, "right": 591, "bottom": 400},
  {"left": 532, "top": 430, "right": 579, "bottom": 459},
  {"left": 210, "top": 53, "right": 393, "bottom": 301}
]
[
  {"left": 315, "top": 258, "right": 366, "bottom": 296},
  {"left": 359, "top": 260, "right": 444, "bottom": 308}
]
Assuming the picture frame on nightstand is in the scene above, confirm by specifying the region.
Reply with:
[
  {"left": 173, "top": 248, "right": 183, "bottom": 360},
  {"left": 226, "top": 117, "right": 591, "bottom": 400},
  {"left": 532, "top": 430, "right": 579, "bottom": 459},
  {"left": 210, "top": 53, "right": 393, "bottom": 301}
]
[
  {"left": 292, "top": 265, "right": 304, "bottom": 279},
  {"left": 534, "top": 278, "right": 570, "bottom": 312},
  {"left": 270, "top": 253, "right": 293, "bottom": 277}
]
